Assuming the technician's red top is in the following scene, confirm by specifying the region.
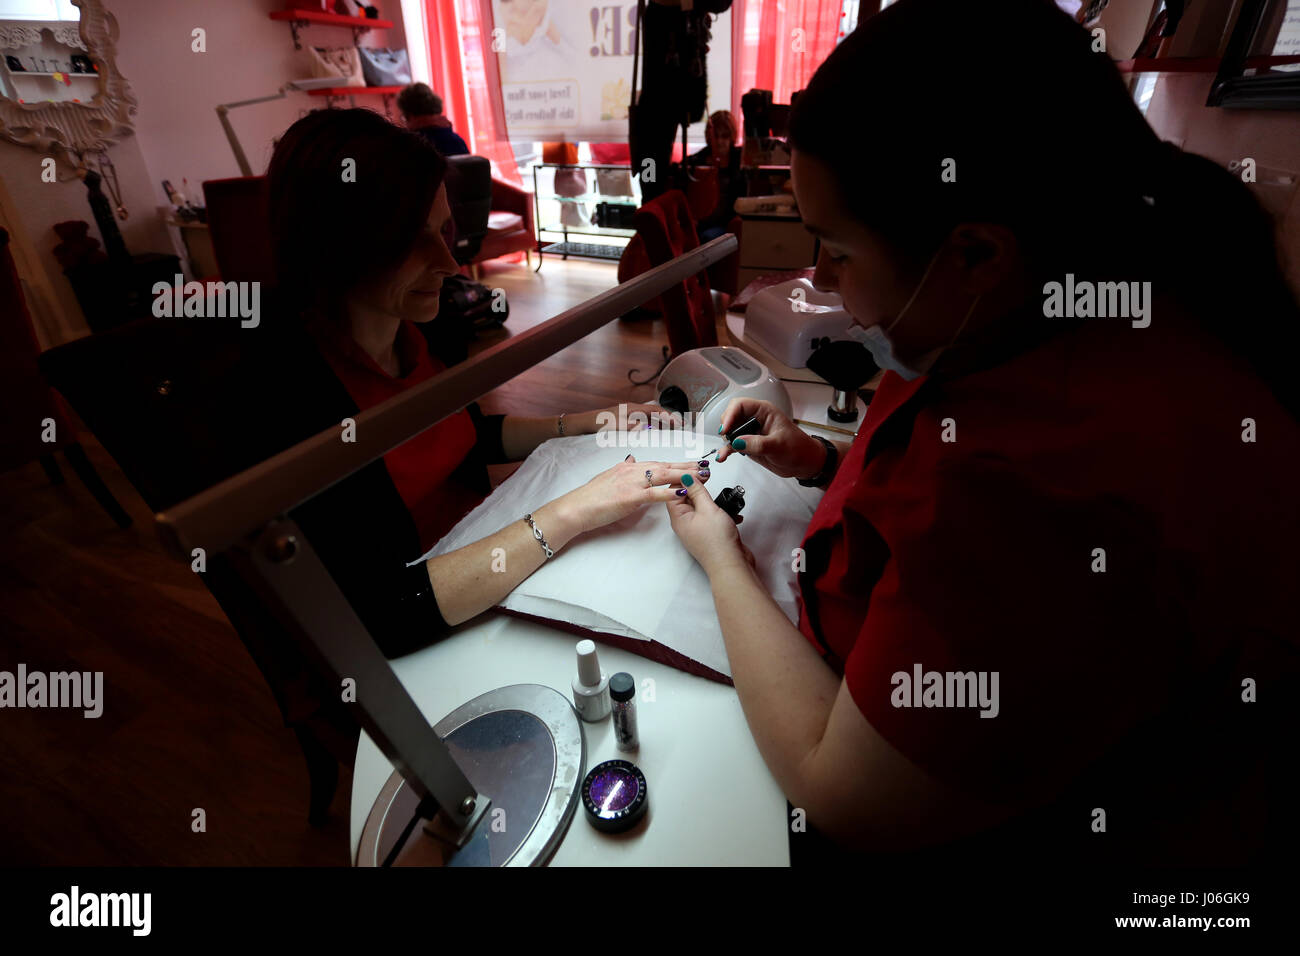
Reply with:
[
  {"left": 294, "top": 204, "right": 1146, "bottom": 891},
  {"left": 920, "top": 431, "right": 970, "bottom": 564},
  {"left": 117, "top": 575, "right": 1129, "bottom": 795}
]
[
  {"left": 795, "top": 308, "right": 1298, "bottom": 810},
  {"left": 313, "top": 319, "right": 482, "bottom": 553}
]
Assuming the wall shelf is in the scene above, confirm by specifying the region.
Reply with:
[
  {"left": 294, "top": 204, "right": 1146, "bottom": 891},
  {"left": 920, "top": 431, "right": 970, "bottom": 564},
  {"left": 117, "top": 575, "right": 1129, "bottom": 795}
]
[
  {"left": 5, "top": 71, "right": 98, "bottom": 78},
  {"left": 269, "top": 8, "right": 392, "bottom": 49},
  {"left": 306, "top": 85, "right": 404, "bottom": 96},
  {"left": 306, "top": 85, "right": 404, "bottom": 116},
  {"left": 1115, "top": 54, "right": 1300, "bottom": 74}
]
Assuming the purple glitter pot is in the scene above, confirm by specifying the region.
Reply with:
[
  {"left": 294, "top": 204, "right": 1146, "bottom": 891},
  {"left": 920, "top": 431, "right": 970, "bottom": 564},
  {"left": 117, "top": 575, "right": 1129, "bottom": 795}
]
[{"left": 581, "top": 759, "right": 648, "bottom": 833}]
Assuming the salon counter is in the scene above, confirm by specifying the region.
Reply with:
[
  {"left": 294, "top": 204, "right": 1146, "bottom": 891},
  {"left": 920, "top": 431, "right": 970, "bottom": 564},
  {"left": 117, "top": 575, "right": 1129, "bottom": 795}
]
[{"left": 349, "top": 611, "right": 791, "bottom": 866}]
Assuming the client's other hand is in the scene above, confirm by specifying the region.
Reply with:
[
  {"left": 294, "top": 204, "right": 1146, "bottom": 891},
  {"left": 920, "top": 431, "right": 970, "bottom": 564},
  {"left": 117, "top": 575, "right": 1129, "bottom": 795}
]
[
  {"left": 552, "top": 455, "right": 711, "bottom": 535},
  {"left": 665, "top": 472, "right": 750, "bottom": 577}
]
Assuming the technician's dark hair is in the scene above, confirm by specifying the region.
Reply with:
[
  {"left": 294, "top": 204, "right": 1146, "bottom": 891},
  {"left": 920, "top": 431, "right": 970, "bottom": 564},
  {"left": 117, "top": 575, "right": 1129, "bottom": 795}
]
[
  {"left": 789, "top": 0, "right": 1299, "bottom": 416},
  {"left": 267, "top": 107, "right": 447, "bottom": 320}
]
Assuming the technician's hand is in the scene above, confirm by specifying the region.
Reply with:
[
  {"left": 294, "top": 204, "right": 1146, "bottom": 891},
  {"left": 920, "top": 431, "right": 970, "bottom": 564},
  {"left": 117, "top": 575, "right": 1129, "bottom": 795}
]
[
  {"left": 666, "top": 473, "right": 752, "bottom": 577},
  {"left": 551, "top": 455, "right": 710, "bottom": 535},
  {"left": 713, "top": 398, "right": 824, "bottom": 478}
]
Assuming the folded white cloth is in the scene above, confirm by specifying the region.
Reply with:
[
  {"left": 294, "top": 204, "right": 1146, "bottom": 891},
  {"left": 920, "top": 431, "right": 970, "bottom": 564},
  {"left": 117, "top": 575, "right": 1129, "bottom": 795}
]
[{"left": 418, "top": 433, "right": 824, "bottom": 677}]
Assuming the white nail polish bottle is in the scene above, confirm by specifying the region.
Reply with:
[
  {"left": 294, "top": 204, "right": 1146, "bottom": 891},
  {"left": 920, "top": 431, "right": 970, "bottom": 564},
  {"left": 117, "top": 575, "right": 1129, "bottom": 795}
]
[{"left": 572, "top": 639, "right": 611, "bottom": 721}]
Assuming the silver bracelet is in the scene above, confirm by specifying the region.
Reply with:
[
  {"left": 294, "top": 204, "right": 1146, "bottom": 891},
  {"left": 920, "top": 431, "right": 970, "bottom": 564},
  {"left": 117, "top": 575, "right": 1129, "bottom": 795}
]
[
  {"left": 557, "top": 412, "right": 566, "bottom": 436},
  {"left": 523, "top": 513, "right": 554, "bottom": 558}
]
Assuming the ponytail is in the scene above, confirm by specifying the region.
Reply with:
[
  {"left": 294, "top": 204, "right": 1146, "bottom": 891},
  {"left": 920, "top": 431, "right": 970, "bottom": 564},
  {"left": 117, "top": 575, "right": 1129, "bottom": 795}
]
[{"left": 1151, "top": 145, "right": 1300, "bottom": 417}]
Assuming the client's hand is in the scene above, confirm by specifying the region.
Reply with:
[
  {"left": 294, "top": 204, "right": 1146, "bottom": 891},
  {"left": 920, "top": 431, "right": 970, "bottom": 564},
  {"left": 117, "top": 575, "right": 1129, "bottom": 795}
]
[
  {"left": 713, "top": 398, "right": 824, "bottom": 478},
  {"left": 551, "top": 455, "right": 711, "bottom": 536},
  {"left": 666, "top": 472, "right": 752, "bottom": 577}
]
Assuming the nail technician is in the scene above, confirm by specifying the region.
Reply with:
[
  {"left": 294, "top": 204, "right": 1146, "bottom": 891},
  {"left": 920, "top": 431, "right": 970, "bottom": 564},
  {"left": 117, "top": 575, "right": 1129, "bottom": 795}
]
[{"left": 668, "top": 0, "right": 1298, "bottom": 863}]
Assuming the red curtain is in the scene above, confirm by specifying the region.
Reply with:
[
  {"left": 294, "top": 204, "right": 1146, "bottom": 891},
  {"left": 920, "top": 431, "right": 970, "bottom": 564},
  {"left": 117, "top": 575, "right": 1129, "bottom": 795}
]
[
  {"left": 424, "top": 0, "right": 521, "bottom": 186},
  {"left": 425, "top": 1, "right": 471, "bottom": 147},
  {"left": 731, "top": 0, "right": 847, "bottom": 138}
]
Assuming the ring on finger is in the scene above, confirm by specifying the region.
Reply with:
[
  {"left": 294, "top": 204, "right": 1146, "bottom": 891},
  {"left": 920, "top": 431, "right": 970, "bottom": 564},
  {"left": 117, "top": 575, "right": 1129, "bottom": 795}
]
[{"left": 644, "top": 469, "right": 654, "bottom": 487}]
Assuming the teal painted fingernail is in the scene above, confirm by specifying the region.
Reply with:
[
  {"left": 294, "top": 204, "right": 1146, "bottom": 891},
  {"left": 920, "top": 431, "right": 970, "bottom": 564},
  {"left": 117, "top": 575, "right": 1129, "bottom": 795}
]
[
  {"left": 681, "top": 473, "right": 694, "bottom": 486},
  {"left": 731, "top": 438, "right": 746, "bottom": 450},
  {"left": 717, "top": 425, "right": 724, "bottom": 433}
]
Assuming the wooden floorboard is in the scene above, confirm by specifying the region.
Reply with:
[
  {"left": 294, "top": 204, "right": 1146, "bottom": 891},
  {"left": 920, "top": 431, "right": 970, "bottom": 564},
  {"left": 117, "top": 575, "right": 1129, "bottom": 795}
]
[{"left": 0, "top": 257, "right": 719, "bottom": 865}]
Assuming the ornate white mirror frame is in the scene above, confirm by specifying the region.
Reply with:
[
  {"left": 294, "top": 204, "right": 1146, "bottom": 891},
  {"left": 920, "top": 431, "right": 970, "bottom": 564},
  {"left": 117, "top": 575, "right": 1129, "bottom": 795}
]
[{"left": 0, "top": 0, "right": 137, "bottom": 160}]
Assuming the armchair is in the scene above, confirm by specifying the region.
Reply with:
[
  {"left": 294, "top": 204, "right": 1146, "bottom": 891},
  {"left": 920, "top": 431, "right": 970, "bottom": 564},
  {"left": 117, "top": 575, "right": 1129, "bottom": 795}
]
[{"left": 467, "top": 178, "right": 536, "bottom": 278}]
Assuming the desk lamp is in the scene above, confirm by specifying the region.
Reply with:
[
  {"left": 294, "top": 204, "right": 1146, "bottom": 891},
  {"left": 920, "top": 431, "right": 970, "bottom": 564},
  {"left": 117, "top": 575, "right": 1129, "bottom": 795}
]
[
  {"left": 216, "top": 78, "right": 338, "bottom": 177},
  {"left": 156, "top": 235, "right": 739, "bottom": 866}
]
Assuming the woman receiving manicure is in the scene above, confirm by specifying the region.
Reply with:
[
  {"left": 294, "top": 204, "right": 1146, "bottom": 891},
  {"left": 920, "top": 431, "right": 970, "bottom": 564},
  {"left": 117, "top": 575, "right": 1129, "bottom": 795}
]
[
  {"left": 667, "top": 0, "right": 1296, "bottom": 866},
  {"left": 253, "top": 108, "right": 711, "bottom": 662}
]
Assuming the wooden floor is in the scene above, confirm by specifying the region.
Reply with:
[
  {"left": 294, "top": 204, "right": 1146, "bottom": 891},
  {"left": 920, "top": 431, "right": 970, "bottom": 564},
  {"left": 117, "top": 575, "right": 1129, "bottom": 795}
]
[{"left": 0, "top": 257, "right": 714, "bottom": 865}]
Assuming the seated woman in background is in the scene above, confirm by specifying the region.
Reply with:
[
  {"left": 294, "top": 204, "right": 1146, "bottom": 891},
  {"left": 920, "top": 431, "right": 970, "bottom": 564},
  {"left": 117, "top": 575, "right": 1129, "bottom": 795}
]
[
  {"left": 262, "top": 108, "right": 709, "bottom": 658},
  {"left": 396, "top": 82, "right": 469, "bottom": 156},
  {"left": 685, "top": 110, "right": 745, "bottom": 242},
  {"left": 668, "top": 0, "right": 1298, "bottom": 864}
]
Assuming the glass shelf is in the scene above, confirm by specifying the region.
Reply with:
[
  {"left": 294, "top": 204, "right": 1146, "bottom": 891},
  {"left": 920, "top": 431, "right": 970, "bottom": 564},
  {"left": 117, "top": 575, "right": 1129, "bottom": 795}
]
[
  {"left": 539, "top": 240, "right": 626, "bottom": 262},
  {"left": 532, "top": 162, "right": 642, "bottom": 270},
  {"left": 539, "top": 222, "right": 635, "bottom": 237},
  {"left": 544, "top": 194, "right": 638, "bottom": 205}
]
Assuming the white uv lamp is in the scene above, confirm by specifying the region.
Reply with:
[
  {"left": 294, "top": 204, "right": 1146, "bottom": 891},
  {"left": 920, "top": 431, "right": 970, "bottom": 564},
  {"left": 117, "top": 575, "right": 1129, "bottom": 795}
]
[
  {"left": 744, "top": 278, "right": 854, "bottom": 369},
  {"left": 654, "top": 346, "right": 792, "bottom": 436}
]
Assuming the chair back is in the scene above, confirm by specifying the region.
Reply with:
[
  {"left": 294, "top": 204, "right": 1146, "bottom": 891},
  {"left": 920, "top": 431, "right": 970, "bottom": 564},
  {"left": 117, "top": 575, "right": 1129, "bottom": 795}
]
[
  {"left": 203, "top": 176, "right": 277, "bottom": 286},
  {"left": 444, "top": 154, "right": 493, "bottom": 264},
  {"left": 630, "top": 189, "right": 717, "bottom": 355}
]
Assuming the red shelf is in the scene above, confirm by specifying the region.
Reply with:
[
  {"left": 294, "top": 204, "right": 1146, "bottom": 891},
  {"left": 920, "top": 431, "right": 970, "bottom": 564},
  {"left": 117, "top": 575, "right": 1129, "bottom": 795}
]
[
  {"left": 1115, "top": 54, "right": 1300, "bottom": 74},
  {"left": 307, "top": 85, "right": 404, "bottom": 96},
  {"left": 270, "top": 8, "right": 393, "bottom": 29}
]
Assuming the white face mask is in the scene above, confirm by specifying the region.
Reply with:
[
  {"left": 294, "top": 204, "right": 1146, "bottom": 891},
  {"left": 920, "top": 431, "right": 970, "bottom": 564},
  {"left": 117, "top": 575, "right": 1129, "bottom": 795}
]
[{"left": 844, "top": 246, "right": 980, "bottom": 382}]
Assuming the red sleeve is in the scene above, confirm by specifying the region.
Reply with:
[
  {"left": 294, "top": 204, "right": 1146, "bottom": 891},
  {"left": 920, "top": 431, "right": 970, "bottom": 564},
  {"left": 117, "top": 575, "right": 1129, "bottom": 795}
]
[{"left": 843, "top": 453, "right": 1178, "bottom": 804}]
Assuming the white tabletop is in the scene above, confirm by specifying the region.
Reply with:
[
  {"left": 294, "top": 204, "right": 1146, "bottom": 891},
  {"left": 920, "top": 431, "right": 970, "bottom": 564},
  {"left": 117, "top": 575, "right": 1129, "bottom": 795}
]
[{"left": 350, "top": 612, "right": 791, "bottom": 866}]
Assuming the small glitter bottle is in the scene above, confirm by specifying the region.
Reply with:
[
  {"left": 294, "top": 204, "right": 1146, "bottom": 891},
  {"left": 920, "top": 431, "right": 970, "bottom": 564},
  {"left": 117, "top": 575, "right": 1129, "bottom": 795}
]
[{"left": 609, "top": 672, "right": 638, "bottom": 752}]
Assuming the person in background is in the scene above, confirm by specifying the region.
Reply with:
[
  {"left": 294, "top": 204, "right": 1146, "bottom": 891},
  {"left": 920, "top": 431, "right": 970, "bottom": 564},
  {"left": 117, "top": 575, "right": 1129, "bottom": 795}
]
[
  {"left": 397, "top": 82, "right": 470, "bottom": 156},
  {"left": 686, "top": 110, "right": 745, "bottom": 242}
]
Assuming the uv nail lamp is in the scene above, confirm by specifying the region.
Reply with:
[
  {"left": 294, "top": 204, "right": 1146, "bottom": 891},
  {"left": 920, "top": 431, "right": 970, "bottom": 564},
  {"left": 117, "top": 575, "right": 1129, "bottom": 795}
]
[
  {"left": 655, "top": 346, "right": 792, "bottom": 436},
  {"left": 744, "top": 278, "right": 855, "bottom": 369}
]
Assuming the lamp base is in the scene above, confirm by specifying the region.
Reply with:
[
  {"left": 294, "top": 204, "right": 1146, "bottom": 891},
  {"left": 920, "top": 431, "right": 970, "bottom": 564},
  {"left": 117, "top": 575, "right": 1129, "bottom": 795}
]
[
  {"left": 355, "top": 684, "right": 585, "bottom": 867},
  {"left": 827, "top": 388, "right": 861, "bottom": 423}
]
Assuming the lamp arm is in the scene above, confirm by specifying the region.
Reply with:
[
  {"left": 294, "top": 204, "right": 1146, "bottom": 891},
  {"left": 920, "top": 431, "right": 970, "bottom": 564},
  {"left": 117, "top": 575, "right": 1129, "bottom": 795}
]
[
  {"left": 157, "top": 234, "right": 739, "bottom": 556},
  {"left": 216, "top": 87, "right": 291, "bottom": 177}
]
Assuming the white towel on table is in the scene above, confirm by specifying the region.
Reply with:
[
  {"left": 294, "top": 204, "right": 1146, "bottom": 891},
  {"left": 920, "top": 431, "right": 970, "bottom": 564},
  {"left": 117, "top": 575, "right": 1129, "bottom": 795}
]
[{"left": 417, "top": 433, "right": 824, "bottom": 678}]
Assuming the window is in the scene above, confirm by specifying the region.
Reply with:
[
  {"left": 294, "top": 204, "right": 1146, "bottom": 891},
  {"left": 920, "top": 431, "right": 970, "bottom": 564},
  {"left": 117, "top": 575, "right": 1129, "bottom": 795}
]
[{"left": 0, "top": 0, "right": 80, "bottom": 20}]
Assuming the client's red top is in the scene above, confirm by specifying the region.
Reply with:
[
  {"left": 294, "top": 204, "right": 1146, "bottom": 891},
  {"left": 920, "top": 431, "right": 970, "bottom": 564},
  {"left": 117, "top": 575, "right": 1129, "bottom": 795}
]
[
  {"left": 314, "top": 319, "right": 481, "bottom": 553},
  {"left": 795, "top": 311, "right": 1298, "bottom": 806}
]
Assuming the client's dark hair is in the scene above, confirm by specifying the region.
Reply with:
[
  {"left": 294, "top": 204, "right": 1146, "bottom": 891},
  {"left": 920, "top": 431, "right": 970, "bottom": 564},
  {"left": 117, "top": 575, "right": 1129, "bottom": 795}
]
[
  {"left": 267, "top": 108, "right": 448, "bottom": 320},
  {"left": 789, "top": 0, "right": 1299, "bottom": 415}
]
